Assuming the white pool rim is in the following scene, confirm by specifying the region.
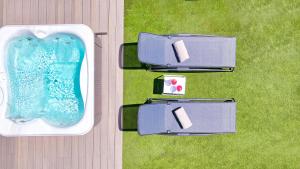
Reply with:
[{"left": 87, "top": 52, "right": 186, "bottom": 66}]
[{"left": 0, "top": 24, "right": 94, "bottom": 136}]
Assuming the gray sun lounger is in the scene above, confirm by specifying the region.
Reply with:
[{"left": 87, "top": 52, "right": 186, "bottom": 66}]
[
  {"left": 138, "top": 98, "right": 236, "bottom": 136},
  {"left": 138, "top": 32, "right": 236, "bottom": 72}
]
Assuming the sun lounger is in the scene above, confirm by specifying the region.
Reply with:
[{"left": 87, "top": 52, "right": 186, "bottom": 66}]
[
  {"left": 138, "top": 32, "right": 236, "bottom": 72},
  {"left": 138, "top": 98, "right": 236, "bottom": 136}
]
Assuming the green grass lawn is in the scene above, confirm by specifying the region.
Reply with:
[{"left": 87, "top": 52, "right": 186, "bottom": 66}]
[{"left": 123, "top": 0, "right": 300, "bottom": 168}]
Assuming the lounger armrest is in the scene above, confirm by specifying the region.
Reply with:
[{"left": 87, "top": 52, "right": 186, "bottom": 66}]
[
  {"left": 147, "top": 98, "right": 235, "bottom": 103},
  {"left": 165, "top": 33, "right": 236, "bottom": 38},
  {"left": 148, "top": 66, "right": 235, "bottom": 72}
]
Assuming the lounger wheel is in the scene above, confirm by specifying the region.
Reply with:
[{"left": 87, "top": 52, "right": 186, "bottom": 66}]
[{"left": 146, "top": 98, "right": 152, "bottom": 103}]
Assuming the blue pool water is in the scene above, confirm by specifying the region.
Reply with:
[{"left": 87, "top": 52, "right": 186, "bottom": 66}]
[{"left": 6, "top": 33, "right": 85, "bottom": 127}]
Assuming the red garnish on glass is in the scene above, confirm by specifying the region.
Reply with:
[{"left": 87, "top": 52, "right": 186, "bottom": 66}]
[
  {"left": 171, "top": 79, "right": 177, "bottom": 85},
  {"left": 177, "top": 85, "right": 182, "bottom": 91}
]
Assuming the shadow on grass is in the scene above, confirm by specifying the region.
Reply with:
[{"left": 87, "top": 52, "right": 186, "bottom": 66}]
[
  {"left": 118, "top": 104, "right": 141, "bottom": 131},
  {"left": 153, "top": 75, "right": 164, "bottom": 94},
  {"left": 119, "top": 42, "right": 146, "bottom": 69}
]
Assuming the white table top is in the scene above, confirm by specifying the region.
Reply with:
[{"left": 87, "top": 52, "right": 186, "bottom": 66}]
[{"left": 163, "top": 75, "right": 186, "bottom": 95}]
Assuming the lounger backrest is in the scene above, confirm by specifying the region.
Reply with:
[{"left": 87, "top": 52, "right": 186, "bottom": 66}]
[
  {"left": 138, "top": 33, "right": 169, "bottom": 66},
  {"left": 138, "top": 104, "right": 167, "bottom": 135}
]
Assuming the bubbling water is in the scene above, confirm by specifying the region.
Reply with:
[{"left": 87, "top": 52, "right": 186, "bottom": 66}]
[{"left": 6, "top": 33, "right": 85, "bottom": 127}]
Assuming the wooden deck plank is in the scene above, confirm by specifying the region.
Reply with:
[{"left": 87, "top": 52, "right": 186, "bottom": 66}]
[
  {"left": 78, "top": 136, "right": 86, "bottom": 169},
  {"left": 30, "top": 0, "right": 39, "bottom": 24},
  {"left": 1, "top": 137, "right": 7, "bottom": 169},
  {"left": 55, "top": 137, "right": 64, "bottom": 169},
  {"left": 108, "top": 1, "right": 124, "bottom": 168},
  {"left": 6, "top": 0, "right": 15, "bottom": 24},
  {"left": 7, "top": 138, "right": 18, "bottom": 169},
  {"left": 99, "top": 0, "right": 108, "bottom": 33},
  {"left": 14, "top": 0, "right": 22, "bottom": 24},
  {"left": 85, "top": 132, "right": 94, "bottom": 169},
  {"left": 0, "top": 0, "right": 3, "bottom": 26},
  {"left": 27, "top": 138, "right": 35, "bottom": 169},
  {"left": 0, "top": 138, "right": 2, "bottom": 169},
  {"left": 64, "top": 0, "right": 72, "bottom": 24},
  {"left": 34, "top": 138, "right": 43, "bottom": 169},
  {"left": 46, "top": 0, "right": 56, "bottom": 24},
  {"left": 7, "top": 138, "right": 17, "bottom": 169},
  {"left": 42, "top": 138, "right": 50, "bottom": 169},
  {"left": 71, "top": 136, "right": 79, "bottom": 169},
  {"left": 100, "top": 34, "right": 109, "bottom": 169},
  {"left": 56, "top": 0, "right": 64, "bottom": 23},
  {"left": 41, "top": 138, "right": 49, "bottom": 169},
  {"left": 22, "top": 0, "right": 31, "bottom": 24},
  {"left": 115, "top": 1, "right": 124, "bottom": 169},
  {"left": 91, "top": 0, "right": 100, "bottom": 32},
  {"left": 82, "top": 1, "right": 94, "bottom": 168},
  {"left": 82, "top": 0, "right": 91, "bottom": 28},
  {"left": 17, "top": 138, "right": 29, "bottom": 169},
  {"left": 108, "top": 1, "right": 119, "bottom": 168},
  {"left": 72, "top": 0, "right": 82, "bottom": 24},
  {"left": 76, "top": 2, "right": 89, "bottom": 169},
  {"left": 84, "top": 1, "right": 96, "bottom": 169},
  {"left": 63, "top": 137, "right": 72, "bottom": 169},
  {"left": 0, "top": 0, "right": 123, "bottom": 169},
  {"left": 38, "top": 0, "right": 47, "bottom": 24},
  {"left": 93, "top": 38, "right": 102, "bottom": 169}
]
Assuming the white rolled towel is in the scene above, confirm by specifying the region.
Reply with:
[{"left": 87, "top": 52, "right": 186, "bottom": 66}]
[
  {"left": 174, "top": 107, "right": 192, "bottom": 129},
  {"left": 173, "top": 40, "right": 190, "bottom": 62}
]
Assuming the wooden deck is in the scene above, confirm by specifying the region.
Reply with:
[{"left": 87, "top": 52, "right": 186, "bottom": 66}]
[{"left": 0, "top": 0, "right": 123, "bottom": 169}]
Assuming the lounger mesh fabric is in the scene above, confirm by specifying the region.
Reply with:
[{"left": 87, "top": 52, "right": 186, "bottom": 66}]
[
  {"left": 138, "top": 102, "right": 236, "bottom": 135},
  {"left": 138, "top": 33, "right": 236, "bottom": 68},
  {"left": 138, "top": 104, "right": 166, "bottom": 135}
]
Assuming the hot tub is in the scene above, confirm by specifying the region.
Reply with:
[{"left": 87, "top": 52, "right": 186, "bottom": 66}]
[{"left": 0, "top": 24, "right": 94, "bottom": 136}]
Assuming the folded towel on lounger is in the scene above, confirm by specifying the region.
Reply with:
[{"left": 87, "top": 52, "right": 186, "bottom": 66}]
[
  {"left": 174, "top": 107, "right": 192, "bottom": 129},
  {"left": 173, "top": 40, "right": 190, "bottom": 62}
]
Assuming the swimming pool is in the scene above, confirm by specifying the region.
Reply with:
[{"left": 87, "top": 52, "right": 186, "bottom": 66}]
[{"left": 0, "top": 25, "right": 94, "bottom": 136}]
